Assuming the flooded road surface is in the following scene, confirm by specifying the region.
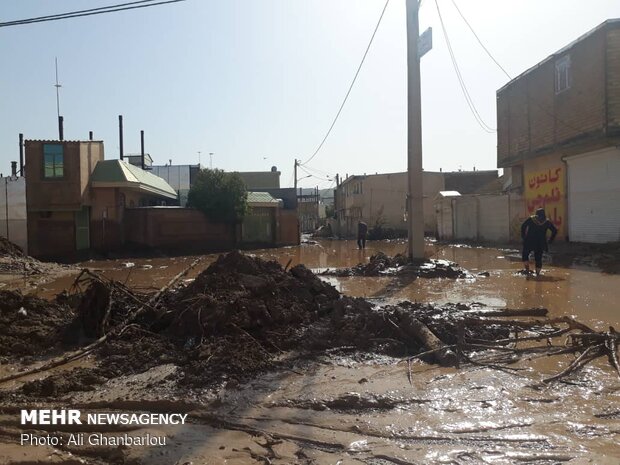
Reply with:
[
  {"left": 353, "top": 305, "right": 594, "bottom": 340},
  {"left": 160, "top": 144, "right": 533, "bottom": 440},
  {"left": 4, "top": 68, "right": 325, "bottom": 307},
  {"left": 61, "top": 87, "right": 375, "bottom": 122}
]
[
  {"left": 8, "top": 239, "right": 619, "bottom": 464},
  {"left": 29, "top": 238, "right": 620, "bottom": 332},
  {"left": 255, "top": 239, "right": 620, "bottom": 330}
]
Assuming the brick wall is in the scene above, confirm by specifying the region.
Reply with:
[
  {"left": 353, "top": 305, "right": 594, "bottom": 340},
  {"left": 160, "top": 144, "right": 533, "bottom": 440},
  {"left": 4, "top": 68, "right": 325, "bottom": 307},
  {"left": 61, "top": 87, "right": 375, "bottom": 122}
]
[
  {"left": 27, "top": 211, "right": 75, "bottom": 259},
  {"left": 124, "top": 208, "right": 235, "bottom": 253},
  {"left": 607, "top": 27, "right": 620, "bottom": 134},
  {"left": 497, "top": 22, "right": 615, "bottom": 168}
]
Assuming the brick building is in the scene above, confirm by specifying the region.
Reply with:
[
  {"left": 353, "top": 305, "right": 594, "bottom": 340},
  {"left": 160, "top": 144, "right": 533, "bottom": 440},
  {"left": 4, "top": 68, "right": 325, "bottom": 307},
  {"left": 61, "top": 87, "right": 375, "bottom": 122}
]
[
  {"left": 25, "top": 140, "right": 177, "bottom": 259},
  {"left": 497, "top": 19, "right": 620, "bottom": 242}
]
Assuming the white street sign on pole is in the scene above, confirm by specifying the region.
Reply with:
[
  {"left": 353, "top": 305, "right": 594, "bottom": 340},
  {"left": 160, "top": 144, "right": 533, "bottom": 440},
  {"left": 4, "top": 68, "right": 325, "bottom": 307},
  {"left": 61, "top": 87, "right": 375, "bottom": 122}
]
[{"left": 418, "top": 27, "right": 433, "bottom": 58}]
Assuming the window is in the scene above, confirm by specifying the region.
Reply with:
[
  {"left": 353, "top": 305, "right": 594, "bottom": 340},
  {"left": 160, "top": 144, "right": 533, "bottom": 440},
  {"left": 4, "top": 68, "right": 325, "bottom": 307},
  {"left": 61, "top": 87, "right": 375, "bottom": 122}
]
[
  {"left": 555, "top": 55, "right": 571, "bottom": 94},
  {"left": 43, "top": 144, "right": 64, "bottom": 178}
]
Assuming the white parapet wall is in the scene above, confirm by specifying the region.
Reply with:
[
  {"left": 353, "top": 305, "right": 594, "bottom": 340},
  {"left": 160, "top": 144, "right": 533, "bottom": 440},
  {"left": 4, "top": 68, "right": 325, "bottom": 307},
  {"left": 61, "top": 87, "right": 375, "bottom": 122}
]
[{"left": 0, "top": 176, "right": 27, "bottom": 253}]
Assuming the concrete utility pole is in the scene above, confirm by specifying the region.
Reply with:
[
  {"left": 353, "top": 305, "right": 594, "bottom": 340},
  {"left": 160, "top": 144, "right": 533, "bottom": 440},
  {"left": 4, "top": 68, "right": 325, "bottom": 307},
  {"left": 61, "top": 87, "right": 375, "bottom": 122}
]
[
  {"left": 294, "top": 159, "right": 298, "bottom": 191},
  {"left": 406, "top": 0, "right": 425, "bottom": 260}
]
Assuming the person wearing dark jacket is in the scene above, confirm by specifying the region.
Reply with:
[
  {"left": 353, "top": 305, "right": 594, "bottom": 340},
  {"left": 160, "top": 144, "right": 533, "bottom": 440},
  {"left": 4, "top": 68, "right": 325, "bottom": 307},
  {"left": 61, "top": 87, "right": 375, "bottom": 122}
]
[
  {"left": 357, "top": 221, "right": 368, "bottom": 250},
  {"left": 521, "top": 208, "right": 558, "bottom": 276}
]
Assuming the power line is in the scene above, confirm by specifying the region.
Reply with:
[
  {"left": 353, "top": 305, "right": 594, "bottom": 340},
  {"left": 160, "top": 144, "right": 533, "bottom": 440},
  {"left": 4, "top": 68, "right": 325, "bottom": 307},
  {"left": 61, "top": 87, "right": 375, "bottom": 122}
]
[
  {"left": 298, "top": 165, "right": 333, "bottom": 181},
  {"left": 434, "top": 0, "right": 495, "bottom": 133},
  {"left": 0, "top": 0, "right": 187, "bottom": 27},
  {"left": 299, "top": 163, "right": 334, "bottom": 178},
  {"left": 450, "top": 0, "right": 511, "bottom": 80},
  {"left": 450, "top": 0, "right": 584, "bottom": 136},
  {"left": 0, "top": 0, "right": 160, "bottom": 26},
  {"left": 301, "top": 0, "right": 390, "bottom": 166}
]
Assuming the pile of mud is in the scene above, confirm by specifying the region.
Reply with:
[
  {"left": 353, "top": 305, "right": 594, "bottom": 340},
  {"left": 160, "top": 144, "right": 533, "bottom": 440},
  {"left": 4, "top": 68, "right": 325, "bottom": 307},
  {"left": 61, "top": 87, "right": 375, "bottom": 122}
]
[
  {"left": 167, "top": 251, "right": 340, "bottom": 336},
  {"left": 322, "top": 252, "right": 470, "bottom": 278},
  {"left": 0, "top": 290, "right": 75, "bottom": 359},
  {"left": 0, "top": 237, "right": 23, "bottom": 257},
  {"left": 7, "top": 251, "right": 504, "bottom": 397},
  {"left": 0, "top": 237, "right": 72, "bottom": 277}
]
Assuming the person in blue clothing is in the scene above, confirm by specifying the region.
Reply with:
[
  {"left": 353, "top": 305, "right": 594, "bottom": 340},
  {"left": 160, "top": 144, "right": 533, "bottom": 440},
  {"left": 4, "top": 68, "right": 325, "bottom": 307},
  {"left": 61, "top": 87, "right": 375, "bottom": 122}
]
[{"left": 521, "top": 208, "right": 558, "bottom": 276}]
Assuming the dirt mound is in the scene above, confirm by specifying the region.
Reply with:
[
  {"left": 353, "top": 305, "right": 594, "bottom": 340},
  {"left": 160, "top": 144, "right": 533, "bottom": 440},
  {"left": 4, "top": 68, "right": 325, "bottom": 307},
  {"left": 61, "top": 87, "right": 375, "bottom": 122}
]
[
  {"left": 5, "top": 251, "right": 528, "bottom": 396},
  {"left": 0, "top": 290, "right": 75, "bottom": 359},
  {"left": 322, "top": 252, "right": 470, "bottom": 278},
  {"left": 167, "top": 250, "right": 340, "bottom": 338},
  {"left": 0, "top": 237, "right": 23, "bottom": 257}
]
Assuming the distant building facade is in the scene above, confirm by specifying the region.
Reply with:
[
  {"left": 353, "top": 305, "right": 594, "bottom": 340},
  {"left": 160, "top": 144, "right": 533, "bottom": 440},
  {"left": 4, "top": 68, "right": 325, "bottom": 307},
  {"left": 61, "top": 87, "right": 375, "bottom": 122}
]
[
  {"left": 333, "top": 170, "right": 498, "bottom": 238},
  {"left": 237, "top": 167, "right": 281, "bottom": 189},
  {"left": 497, "top": 19, "right": 620, "bottom": 243}
]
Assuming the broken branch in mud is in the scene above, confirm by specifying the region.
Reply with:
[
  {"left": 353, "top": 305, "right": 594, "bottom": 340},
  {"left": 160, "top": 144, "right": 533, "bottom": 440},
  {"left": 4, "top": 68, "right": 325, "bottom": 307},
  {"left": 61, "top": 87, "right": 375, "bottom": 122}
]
[
  {"left": 396, "top": 315, "right": 457, "bottom": 367},
  {"left": 0, "top": 257, "right": 205, "bottom": 385},
  {"left": 394, "top": 311, "right": 619, "bottom": 385}
]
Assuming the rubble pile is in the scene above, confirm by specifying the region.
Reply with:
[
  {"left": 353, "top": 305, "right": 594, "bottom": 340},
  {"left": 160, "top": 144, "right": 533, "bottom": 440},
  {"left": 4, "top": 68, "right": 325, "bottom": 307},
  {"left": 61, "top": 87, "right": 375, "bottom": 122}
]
[
  {"left": 0, "top": 237, "right": 24, "bottom": 257},
  {"left": 0, "top": 290, "right": 75, "bottom": 359},
  {"left": 322, "top": 252, "right": 470, "bottom": 278},
  {"left": 0, "top": 237, "right": 71, "bottom": 276}
]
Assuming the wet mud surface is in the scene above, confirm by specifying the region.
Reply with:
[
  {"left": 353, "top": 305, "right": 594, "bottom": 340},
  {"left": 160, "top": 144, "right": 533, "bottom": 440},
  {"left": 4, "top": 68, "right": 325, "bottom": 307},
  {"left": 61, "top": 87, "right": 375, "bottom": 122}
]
[{"left": 0, "top": 239, "right": 619, "bottom": 464}]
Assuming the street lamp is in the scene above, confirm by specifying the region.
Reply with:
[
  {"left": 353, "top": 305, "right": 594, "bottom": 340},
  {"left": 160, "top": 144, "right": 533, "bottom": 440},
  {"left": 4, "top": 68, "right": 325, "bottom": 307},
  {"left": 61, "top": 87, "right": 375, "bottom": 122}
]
[{"left": 209, "top": 152, "right": 214, "bottom": 169}]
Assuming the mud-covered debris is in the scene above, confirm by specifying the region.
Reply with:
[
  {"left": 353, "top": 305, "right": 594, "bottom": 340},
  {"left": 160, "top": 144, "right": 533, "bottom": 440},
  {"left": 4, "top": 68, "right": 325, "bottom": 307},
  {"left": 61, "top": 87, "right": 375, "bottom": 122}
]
[
  {"left": 0, "top": 237, "right": 71, "bottom": 276},
  {"left": 166, "top": 251, "right": 341, "bottom": 338},
  {"left": 0, "top": 290, "right": 75, "bottom": 358},
  {"left": 4, "top": 250, "right": 609, "bottom": 396},
  {"left": 0, "top": 237, "right": 24, "bottom": 257},
  {"left": 321, "top": 252, "right": 470, "bottom": 278}
]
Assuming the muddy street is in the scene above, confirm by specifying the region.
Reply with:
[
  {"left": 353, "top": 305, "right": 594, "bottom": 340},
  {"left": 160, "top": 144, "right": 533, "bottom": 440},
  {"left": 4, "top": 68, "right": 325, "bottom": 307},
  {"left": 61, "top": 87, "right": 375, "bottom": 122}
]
[{"left": 0, "top": 239, "right": 619, "bottom": 464}]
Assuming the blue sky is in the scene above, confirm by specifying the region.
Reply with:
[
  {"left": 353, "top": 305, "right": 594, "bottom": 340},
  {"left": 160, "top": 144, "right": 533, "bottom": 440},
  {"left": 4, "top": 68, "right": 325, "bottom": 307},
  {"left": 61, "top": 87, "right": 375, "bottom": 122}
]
[{"left": 1, "top": 0, "right": 619, "bottom": 188}]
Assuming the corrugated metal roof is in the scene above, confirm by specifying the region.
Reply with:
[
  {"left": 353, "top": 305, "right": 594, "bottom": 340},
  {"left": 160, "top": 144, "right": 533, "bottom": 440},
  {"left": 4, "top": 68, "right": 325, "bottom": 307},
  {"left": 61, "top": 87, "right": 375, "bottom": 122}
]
[
  {"left": 247, "top": 191, "right": 279, "bottom": 204},
  {"left": 91, "top": 160, "right": 177, "bottom": 199}
]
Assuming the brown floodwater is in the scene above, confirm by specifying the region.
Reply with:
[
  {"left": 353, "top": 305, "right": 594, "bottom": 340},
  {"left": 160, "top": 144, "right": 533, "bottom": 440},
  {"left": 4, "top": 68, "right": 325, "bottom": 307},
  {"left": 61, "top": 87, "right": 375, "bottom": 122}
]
[
  {"left": 254, "top": 239, "right": 620, "bottom": 330},
  {"left": 4, "top": 239, "right": 619, "bottom": 464},
  {"left": 32, "top": 238, "right": 620, "bottom": 330}
]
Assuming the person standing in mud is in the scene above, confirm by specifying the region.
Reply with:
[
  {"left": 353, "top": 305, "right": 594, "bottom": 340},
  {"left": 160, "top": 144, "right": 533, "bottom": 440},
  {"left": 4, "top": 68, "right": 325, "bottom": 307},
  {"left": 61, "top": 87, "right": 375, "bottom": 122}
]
[
  {"left": 357, "top": 221, "right": 368, "bottom": 250},
  {"left": 521, "top": 208, "right": 558, "bottom": 276}
]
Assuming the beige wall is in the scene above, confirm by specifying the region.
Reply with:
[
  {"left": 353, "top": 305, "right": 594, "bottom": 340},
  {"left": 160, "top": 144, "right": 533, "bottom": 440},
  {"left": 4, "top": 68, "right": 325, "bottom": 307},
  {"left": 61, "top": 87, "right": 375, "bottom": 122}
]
[
  {"left": 79, "top": 142, "right": 104, "bottom": 205},
  {"left": 336, "top": 171, "right": 445, "bottom": 236}
]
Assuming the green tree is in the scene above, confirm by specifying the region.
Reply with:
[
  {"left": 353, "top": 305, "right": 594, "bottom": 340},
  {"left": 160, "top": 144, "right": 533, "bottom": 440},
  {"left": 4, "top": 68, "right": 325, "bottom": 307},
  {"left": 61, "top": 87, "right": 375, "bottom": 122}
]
[{"left": 187, "top": 169, "right": 248, "bottom": 223}]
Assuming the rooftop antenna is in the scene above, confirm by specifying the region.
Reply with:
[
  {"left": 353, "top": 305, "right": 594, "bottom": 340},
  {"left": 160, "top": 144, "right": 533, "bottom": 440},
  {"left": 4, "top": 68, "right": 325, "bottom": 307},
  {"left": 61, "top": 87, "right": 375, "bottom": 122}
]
[
  {"left": 54, "top": 57, "right": 63, "bottom": 139},
  {"left": 54, "top": 57, "right": 62, "bottom": 119}
]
